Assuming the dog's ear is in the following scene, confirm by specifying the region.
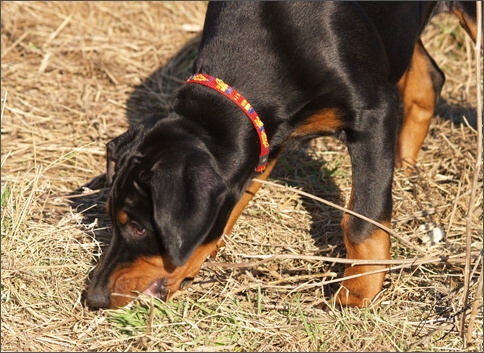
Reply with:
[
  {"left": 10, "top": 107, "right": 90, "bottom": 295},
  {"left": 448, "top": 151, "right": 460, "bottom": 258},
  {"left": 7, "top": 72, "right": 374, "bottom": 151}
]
[
  {"left": 106, "top": 115, "right": 162, "bottom": 184},
  {"left": 148, "top": 152, "right": 229, "bottom": 267}
]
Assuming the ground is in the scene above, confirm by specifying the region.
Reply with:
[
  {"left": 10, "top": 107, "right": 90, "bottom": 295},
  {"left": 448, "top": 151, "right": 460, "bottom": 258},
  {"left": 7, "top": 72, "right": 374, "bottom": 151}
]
[{"left": 1, "top": 2, "right": 482, "bottom": 352}]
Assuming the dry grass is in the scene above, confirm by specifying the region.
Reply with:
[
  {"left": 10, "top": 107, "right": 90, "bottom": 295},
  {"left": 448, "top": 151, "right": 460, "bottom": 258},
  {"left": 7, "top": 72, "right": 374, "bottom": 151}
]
[{"left": 1, "top": 2, "right": 482, "bottom": 352}]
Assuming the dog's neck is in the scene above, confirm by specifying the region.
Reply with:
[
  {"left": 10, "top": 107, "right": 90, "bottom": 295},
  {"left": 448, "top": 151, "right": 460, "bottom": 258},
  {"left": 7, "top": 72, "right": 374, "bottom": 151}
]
[
  {"left": 172, "top": 83, "right": 264, "bottom": 193},
  {"left": 185, "top": 73, "right": 270, "bottom": 174}
]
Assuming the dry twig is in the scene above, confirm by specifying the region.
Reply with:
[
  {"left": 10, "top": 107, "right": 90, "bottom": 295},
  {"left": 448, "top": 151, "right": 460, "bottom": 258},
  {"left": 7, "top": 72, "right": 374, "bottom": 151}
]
[{"left": 461, "top": 1, "right": 483, "bottom": 345}]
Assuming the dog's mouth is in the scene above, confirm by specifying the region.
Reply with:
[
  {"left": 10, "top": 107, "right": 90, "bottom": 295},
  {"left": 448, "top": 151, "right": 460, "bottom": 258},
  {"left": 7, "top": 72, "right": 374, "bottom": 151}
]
[
  {"left": 142, "top": 278, "right": 170, "bottom": 301},
  {"left": 142, "top": 277, "right": 195, "bottom": 301}
]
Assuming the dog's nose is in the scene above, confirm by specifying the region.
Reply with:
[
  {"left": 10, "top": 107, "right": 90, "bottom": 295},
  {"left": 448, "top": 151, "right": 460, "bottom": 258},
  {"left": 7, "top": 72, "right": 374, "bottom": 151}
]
[{"left": 86, "top": 286, "right": 110, "bottom": 309}]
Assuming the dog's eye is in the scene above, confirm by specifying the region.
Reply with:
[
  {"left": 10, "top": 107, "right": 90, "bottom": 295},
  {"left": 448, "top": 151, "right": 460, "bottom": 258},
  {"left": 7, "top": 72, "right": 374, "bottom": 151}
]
[{"left": 129, "top": 220, "right": 146, "bottom": 237}]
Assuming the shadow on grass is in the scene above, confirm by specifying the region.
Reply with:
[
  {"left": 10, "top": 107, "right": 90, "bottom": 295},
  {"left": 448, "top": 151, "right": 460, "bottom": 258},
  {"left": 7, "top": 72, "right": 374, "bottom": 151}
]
[{"left": 436, "top": 96, "right": 477, "bottom": 128}]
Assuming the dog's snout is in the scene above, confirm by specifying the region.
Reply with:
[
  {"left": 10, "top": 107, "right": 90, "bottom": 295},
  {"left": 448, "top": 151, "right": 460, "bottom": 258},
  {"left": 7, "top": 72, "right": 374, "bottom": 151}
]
[{"left": 86, "top": 286, "right": 110, "bottom": 309}]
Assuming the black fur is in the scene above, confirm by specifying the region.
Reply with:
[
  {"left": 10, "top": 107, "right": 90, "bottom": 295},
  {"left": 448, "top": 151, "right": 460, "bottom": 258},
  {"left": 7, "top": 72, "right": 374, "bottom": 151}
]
[{"left": 86, "top": 1, "right": 476, "bottom": 309}]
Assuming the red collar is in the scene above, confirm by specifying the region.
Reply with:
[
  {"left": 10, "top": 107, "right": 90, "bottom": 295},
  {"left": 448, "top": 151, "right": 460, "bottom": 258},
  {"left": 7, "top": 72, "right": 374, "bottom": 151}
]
[{"left": 186, "top": 73, "right": 270, "bottom": 173}]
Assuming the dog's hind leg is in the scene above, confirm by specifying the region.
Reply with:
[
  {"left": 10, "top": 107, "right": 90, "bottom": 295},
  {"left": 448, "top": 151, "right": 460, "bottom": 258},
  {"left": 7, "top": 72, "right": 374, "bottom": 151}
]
[{"left": 396, "top": 40, "right": 445, "bottom": 174}]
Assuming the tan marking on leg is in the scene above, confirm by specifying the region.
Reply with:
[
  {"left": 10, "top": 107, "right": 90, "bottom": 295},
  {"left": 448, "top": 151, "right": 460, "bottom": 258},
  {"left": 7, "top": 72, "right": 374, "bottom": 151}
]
[
  {"left": 333, "top": 218, "right": 391, "bottom": 308},
  {"left": 290, "top": 108, "right": 343, "bottom": 138},
  {"left": 396, "top": 42, "right": 439, "bottom": 175}
]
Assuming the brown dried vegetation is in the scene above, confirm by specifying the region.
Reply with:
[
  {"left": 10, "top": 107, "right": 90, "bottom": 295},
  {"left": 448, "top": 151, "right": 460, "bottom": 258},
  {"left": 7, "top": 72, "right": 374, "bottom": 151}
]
[{"left": 1, "top": 2, "right": 482, "bottom": 351}]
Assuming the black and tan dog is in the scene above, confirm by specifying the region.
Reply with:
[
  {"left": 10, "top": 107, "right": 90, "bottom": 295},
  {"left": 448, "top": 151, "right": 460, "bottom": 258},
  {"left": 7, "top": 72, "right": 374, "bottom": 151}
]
[{"left": 86, "top": 2, "right": 478, "bottom": 309}]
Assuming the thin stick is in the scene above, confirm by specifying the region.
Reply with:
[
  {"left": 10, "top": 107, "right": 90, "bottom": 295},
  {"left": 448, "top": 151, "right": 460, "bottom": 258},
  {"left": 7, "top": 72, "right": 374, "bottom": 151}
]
[
  {"left": 466, "top": 259, "right": 483, "bottom": 344},
  {"left": 42, "top": 14, "right": 72, "bottom": 49},
  {"left": 1, "top": 31, "right": 30, "bottom": 58},
  {"left": 205, "top": 253, "right": 477, "bottom": 288},
  {"left": 141, "top": 295, "right": 155, "bottom": 349},
  {"left": 461, "top": 0, "right": 483, "bottom": 344},
  {"left": 1, "top": 91, "right": 7, "bottom": 121},
  {"left": 203, "top": 251, "right": 478, "bottom": 267}
]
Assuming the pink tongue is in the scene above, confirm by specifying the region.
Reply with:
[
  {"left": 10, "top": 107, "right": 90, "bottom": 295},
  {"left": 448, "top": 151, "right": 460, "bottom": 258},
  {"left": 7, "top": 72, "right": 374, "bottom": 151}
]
[{"left": 142, "top": 278, "right": 169, "bottom": 301}]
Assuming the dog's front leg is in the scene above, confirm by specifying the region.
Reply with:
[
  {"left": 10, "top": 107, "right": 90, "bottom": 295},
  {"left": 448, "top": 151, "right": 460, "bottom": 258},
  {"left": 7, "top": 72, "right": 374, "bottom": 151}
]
[{"left": 332, "top": 88, "right": 399, "bottom": 308}]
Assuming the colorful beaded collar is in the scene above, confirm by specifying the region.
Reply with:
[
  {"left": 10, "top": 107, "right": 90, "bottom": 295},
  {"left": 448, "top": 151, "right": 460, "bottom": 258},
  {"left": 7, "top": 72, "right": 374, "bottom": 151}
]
[{"left": 186, "top": 73, "right": 270, "bottom": 173}]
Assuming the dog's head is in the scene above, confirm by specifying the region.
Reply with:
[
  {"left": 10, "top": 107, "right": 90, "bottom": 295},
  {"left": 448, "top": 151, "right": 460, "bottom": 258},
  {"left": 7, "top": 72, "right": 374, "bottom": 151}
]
[{"left": 86, "top": 114, "right": 233, "bottom": 309}]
